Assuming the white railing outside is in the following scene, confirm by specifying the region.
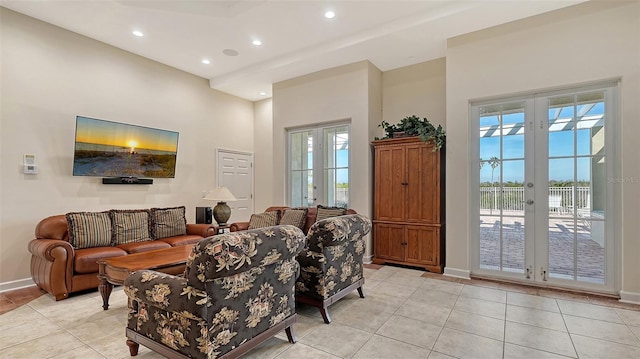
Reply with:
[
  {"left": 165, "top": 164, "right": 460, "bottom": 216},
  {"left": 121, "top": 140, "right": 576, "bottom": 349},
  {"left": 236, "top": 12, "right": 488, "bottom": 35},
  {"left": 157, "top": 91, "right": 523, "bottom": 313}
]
[{"left": 480, "top": 186, "right": 590, "bottom": 212}]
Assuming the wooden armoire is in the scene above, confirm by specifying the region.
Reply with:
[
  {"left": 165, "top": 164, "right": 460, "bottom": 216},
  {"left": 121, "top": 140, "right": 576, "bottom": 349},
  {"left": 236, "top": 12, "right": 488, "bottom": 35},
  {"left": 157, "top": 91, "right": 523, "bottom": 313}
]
[{"left": 371, "top": 137, "right": 445, "bottom": 273}]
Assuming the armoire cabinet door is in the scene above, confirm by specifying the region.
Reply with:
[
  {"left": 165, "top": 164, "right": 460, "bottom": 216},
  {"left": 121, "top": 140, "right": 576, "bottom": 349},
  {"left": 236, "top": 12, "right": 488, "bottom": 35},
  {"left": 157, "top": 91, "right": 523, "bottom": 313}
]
[
  {"left": 405, "top": 225, "right": 440, "bottom": 266},
  {"left": 374, "top": 146, "right": 405, "bottom": 222},
  {"left": 405, "top": 143, "right": 441, "bottom": 224},
  {"left": 373, "top": 223, "right": 405, "bottom": 262}
]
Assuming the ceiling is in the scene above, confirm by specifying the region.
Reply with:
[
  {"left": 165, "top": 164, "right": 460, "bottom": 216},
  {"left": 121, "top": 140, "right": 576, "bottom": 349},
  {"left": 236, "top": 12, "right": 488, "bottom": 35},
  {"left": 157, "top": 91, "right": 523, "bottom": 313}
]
[{"left": 1, "top": 0, "right": 586, "bottom": 101}]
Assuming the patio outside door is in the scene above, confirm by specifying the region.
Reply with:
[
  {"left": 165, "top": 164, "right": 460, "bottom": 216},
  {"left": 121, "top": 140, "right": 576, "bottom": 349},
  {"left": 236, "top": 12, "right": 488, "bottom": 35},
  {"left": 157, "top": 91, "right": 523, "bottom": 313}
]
[{"left": 472, "top": 83, "right": 617, "bottom": 294}]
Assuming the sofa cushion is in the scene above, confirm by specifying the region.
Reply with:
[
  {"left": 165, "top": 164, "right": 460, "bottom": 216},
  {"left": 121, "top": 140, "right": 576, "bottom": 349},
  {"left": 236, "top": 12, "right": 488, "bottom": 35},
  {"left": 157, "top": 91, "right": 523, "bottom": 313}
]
[
  {"left": 248, "top": 211, "right": 279, "bottom": 229},
  {"left": 111, "top": 209, "right": 151, "bottom": 245},
  {"left": 316, "top": 205, "right": 347, "bottom": 222},
  {"left": 158, "top": 234, "right": 204, "bottom": 247},
  {"left": 66, "top": 211, "right": 112, "bottom": 249},
  {"left": 150, "top": 206, "right": 187, "bottom": 239},
  {"left": 116, "top": 240, "right": 171, "bottom": 254},
  {"left": 74, "top": 246, "right": 127, "bottom": 274},
  {"left": 279, "top": 208, "right": 308, "bottom": 230}
]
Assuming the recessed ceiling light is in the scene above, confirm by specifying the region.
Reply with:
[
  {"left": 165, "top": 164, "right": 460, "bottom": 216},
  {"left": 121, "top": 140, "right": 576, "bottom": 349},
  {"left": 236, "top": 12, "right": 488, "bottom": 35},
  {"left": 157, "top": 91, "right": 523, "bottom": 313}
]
[
  {"left": 259, "top": 92, "right": 267, "bottom": 96},
  {"left": 132, "top": 30, "right": 144, "bottom": 37},
  {"left": 202, "top": 59, "right": 211, "bottom": 64},
  {"left": 325, "top": 11, "right": 335, "bottom": 19},
  {"left": 252, "top": 39, "right": 262, "bottom": 46}
]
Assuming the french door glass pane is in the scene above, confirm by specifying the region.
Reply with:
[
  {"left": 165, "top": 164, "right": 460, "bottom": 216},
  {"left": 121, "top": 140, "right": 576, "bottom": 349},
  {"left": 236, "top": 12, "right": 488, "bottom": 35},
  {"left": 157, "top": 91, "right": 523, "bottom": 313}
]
[
  {"left": 324, "top": 126, "right": 349, "bottom": 207},
  {"left": 479, "top": 101, "right": 525, "bottom": 273},
  {"left": 289, "top": 131, "right": 313, "bottom": 207},
  {"left": 547, "top": 91, "right": 606, "bottom": 283},
  {"left": 480, "top": 215, "right": 501, "bottom": 270}
]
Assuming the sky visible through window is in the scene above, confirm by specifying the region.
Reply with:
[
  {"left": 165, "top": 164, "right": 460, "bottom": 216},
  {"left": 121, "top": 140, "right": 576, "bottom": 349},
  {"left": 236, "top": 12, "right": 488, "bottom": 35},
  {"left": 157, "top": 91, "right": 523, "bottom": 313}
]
[
  {"left": 480, "top": 101, "right": 604, "bottom": 184},
  {"left": 308, "top": 148, "right": 349, "bottom": 183}
]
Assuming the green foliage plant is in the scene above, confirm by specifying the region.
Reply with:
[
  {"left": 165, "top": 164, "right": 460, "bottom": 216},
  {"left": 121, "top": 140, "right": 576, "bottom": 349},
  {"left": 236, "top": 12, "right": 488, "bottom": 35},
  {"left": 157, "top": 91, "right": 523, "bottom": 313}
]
[{"left": 377, "top": 115, "right": 446, "bottom": 150}]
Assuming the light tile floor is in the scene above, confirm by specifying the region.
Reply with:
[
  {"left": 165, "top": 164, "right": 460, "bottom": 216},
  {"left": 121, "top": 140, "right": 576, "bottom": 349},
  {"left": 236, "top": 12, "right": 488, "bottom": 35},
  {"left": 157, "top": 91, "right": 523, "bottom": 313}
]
[{"left": 1, "top": 265, "right": 639, "bottom": 358}]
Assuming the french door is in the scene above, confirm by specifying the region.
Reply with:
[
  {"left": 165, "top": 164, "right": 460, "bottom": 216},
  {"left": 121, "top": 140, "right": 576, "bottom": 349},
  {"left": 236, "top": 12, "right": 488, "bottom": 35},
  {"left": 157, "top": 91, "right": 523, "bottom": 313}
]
[
  {"left": 472, "top": 83, "right": 618, "bottom": 293},
  {"left": 288, "top": 123, "right": 350, "bottom": 207}
]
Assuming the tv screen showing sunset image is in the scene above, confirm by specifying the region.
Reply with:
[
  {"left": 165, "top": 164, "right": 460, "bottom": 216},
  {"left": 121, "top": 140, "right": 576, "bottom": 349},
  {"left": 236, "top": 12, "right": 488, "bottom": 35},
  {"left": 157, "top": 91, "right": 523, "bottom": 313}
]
[{"left": 73, "top": 116, "right": 179, "bottom": 178}]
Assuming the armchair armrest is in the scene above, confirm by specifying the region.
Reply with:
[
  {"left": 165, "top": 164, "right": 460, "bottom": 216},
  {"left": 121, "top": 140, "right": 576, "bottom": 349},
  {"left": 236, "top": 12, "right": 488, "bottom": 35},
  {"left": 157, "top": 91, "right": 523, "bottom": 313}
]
[
  {"left": 296, "top": 249, "right": 326, "bottom": 269},
  {"left": 28, "top": 238, "right": 74, "bottom": 300},
  {"left": 295, "top": 248, "right": 326, "bottom": 298},
  {"left": 229, "top": 222, "right": 249, "bottom": 232},
  {"left": 186, "top": 223, "right": 217, "bottom": 237},
  {"left": 124, "top": 270, "right": 210, "bottom": 316}
]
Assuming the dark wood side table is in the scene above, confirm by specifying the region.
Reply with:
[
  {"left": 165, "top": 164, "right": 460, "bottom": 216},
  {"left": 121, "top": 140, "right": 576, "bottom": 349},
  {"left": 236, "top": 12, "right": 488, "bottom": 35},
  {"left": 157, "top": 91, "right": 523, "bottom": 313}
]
[{"left": 216, "top": 224, "right": 230, "bottom": 234}]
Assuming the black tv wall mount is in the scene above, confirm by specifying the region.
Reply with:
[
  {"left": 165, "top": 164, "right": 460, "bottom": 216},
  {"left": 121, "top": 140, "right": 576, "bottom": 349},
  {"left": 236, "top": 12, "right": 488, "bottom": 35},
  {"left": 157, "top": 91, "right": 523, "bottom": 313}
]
[{"left": 102, "top": 177, "right": 153, "bottom": 185}]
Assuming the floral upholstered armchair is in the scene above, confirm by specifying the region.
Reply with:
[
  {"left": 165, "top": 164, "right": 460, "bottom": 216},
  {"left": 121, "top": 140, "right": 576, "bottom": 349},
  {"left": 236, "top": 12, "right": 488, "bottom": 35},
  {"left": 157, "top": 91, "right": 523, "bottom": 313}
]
[
  {"left": 295, "top": 214, "right": 372, "bottom": 324},
  {"left": 123, "top": 225, "right": 306, "bottom": 358}
]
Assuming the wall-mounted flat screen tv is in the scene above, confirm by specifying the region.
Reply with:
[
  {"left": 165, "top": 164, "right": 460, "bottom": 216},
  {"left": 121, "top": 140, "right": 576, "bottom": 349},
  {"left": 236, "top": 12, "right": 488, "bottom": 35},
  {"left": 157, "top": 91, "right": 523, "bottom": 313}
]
[{"left": 73, "top": 116, "right": 179, "bottom": 178}]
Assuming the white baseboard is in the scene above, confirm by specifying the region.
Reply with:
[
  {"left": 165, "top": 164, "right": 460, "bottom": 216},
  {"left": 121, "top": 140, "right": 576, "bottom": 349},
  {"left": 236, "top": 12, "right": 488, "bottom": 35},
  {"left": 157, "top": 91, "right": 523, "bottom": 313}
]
[
  {"left": 443, "top": 267, "right": 471, "bottom": 280},
  {"left": 0, "top": 277, "right": 36, "bottom": 293},
  {"left": 363, "top": 255, "right": 373, "bottom": 264},
  {"left": 619, "top": 290, "right": 640, "bottom": 305}
]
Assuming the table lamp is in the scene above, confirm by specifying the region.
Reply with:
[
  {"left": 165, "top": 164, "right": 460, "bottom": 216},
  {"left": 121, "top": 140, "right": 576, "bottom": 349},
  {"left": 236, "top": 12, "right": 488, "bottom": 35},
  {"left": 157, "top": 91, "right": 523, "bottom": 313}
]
[{"left": 203, "top": 186, "right": 237, "bottom": 225}]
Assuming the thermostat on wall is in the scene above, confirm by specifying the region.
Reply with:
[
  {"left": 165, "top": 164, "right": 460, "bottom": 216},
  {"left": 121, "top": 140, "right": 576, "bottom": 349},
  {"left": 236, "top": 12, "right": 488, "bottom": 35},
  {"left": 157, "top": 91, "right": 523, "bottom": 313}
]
[{"left": 24, "top": 154, "right": 38, "bottom": 174}]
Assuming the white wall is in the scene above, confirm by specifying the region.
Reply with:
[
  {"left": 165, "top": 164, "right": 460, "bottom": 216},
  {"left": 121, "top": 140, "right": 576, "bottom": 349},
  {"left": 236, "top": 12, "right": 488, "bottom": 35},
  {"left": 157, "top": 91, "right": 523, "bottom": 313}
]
[
  {"left": 382, "top": 58, "right": 446, "bottom": 128},
  {"left": 0, "top": 9, "right": 254, "bottom": 288},
  {"left": 271, "top": 61, "right": 381, "bottom": 258},
  {"left": 445, "top": 1, "right": 640, "bottom": 299},
  {"left": 253, "top": 98, "right": 274, "bottom": 212}
]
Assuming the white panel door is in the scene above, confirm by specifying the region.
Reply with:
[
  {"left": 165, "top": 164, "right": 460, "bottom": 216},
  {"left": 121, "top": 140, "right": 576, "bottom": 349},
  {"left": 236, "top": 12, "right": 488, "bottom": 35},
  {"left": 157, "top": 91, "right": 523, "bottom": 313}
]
[{"left": 217, "top": 150, "right": 254, "bottom": 223}]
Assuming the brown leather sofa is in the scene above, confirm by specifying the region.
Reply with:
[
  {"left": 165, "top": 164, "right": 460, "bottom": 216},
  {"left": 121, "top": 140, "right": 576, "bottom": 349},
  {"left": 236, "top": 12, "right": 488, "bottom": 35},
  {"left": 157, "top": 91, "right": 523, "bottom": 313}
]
[
  {"left": 229, "top": 206, "right": 357, "bottom": 233},
  {"left": 29, "top": 212, "right": 216, "bottom": 301}
]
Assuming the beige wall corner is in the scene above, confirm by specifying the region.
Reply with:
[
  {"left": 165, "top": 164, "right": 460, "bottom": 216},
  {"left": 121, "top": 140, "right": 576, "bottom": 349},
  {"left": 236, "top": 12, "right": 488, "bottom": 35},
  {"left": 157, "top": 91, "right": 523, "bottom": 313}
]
[
  {"left": 0, "top": 9, "right": 254, "bottom": 286},
  {"left": 382, "top": 58, "right": 446, "bottom": 129},
  {"left": 253, "top": 98, "right": 274, "bottom": 212}
]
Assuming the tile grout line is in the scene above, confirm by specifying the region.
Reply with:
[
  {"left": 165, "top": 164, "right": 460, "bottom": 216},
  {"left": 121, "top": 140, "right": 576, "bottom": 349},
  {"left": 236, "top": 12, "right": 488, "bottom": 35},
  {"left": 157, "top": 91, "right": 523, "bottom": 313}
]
[{"left": 502, "top": 289, "right": 508, "bottom": 359}]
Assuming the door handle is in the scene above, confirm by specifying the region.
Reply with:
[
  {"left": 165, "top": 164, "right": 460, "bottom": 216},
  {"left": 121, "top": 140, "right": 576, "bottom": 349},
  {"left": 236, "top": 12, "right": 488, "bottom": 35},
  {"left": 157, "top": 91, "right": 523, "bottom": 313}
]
[{"left": 526, "top": 199, "right": 534, "bottom": 205}]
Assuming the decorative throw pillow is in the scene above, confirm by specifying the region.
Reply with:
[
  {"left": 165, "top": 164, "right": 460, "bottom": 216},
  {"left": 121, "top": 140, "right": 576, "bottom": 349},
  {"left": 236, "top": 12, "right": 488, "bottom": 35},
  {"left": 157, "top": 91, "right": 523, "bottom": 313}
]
[
  {"left": 66, "top": 211, "right": 112, "bottom": 249},
  {"left": 279, "top": 208, "right": 308, "bottom": 230},
  {"left": 248, "top": 211, "right": 278, "bottom": 230},
  {"left": 316, "top": 205, "right": 347, "bottom": 222},
  {"left": 110, "top": 209, "right": 151, "bottom": 245},
  {"left": 150, "top": 206, "right": 187, "bottom": 239}
]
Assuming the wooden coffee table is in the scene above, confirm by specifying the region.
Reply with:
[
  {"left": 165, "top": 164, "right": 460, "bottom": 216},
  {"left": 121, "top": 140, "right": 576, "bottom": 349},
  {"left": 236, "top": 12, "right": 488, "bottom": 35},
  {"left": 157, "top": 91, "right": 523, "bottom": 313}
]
[{"left": 97, "top": 244, "right": 195, "bottom": 310}]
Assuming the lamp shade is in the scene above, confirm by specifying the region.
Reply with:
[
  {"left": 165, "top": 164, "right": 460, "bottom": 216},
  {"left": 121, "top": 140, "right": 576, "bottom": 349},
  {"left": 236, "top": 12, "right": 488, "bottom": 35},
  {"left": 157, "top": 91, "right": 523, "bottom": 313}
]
[{"left": 203, "top": 187, "right": 237, "bottom": 202}]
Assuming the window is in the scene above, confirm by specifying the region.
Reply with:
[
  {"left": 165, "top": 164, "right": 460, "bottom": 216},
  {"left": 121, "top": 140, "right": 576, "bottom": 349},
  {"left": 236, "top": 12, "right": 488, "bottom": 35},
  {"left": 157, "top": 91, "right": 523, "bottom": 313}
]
[{"left": 288, "top": 123, "right": 349, "bottom": 207}]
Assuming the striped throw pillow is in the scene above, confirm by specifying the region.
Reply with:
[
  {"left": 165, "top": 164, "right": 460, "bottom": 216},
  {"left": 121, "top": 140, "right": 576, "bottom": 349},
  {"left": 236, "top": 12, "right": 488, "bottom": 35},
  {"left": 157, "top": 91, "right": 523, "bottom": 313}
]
[
  {"left": 316, "top": 205, "right": 346, "bottom": 222},
  {"left": 248, "top": 211, "right": 278, "bottom": 229},
  {"left": 279, "top": 208, "right": 308, "bottom": 230},
  {"left": 150, "top": 206, "right": 187, "bottom": 239},
  {"left": 66, "top": 211, "right": 112, "bottom": 249},
  {"left": 111, "top": 210, "right": 151, "bottom": 245}
]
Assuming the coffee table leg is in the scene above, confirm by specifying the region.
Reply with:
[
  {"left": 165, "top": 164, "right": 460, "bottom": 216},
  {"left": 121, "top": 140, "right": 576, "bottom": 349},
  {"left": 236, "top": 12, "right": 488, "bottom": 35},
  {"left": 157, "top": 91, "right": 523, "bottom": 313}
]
[{"left": 98, "top": 277, "right": 113, "bottom": 310}]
